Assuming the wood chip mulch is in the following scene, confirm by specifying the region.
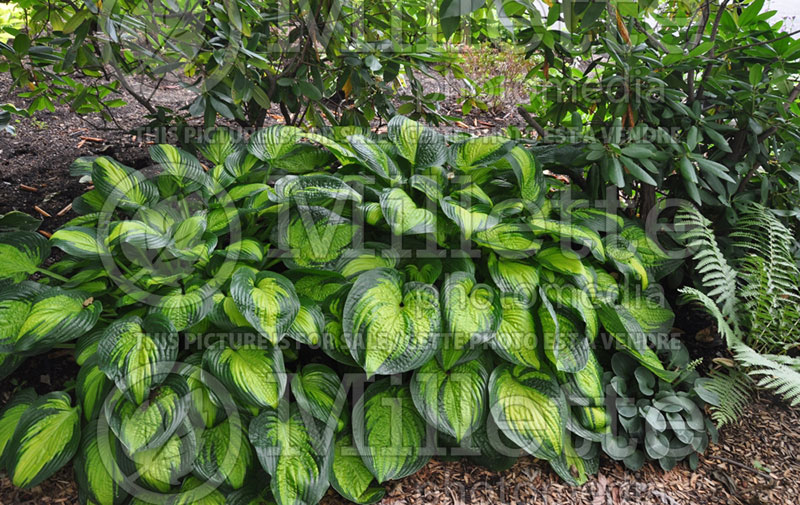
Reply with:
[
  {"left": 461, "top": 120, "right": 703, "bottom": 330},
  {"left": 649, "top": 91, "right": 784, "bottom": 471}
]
[{"left": 1, "top": 395, "right": 796, "bottom": 505}]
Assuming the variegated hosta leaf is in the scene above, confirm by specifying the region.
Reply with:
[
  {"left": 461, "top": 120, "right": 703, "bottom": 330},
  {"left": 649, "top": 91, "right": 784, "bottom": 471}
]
[
  {"left": 249, "top": 401, "right": 332, "bottom": 505},
  {"left": 194, "top": 416, "right": 253, "bottom": 490},
  {"left": 130, "top": 421, "right": 196, "bottom": 493},
  {"left": 409, "top": 174, "right": 444, "bottom": 202},
  {"left": 535, "top": 246, "right": 594, "bottom": 295},
  {"left": 549, "top": 435, "right": 599, "bottom": 486},
  {"left": 380, "top": 187, "right": 438, "bottom": 236},
  {"left": 336, "top": 246, "right": 399, "bottom": 279},
  {"left": 329, "top": 431, "right": 385, "bottom": 504},
  {"left": 591, "top": 268, "right": 620, "bottom": 305},
  {"left": 352, "top": 380, "right": 430, "bottom": 483},
  {"left": 287, "top": 298, "right": 325, "bottom": 346},
  {"left": 14, "top": 287, "right": 102, "bottom": 354},
  {"left": 178, "top": 355, "right": 222, "bottom": 429},
  {"left": 203, "top": 341, "right": 287, "bottom": 409},
  {"left": 0, "top": 281, "right": 43, "bottom": 352},
  {"left": 291, "top": 364, "right": 348, "bottom": 433},
  {"left": 278, "top": 207, "right": 358, "bottom": 269},
  {"left": 604, "top": 234, "right": 649, "bottom": 289},
  {"left": 271, "top": 143, "right": 333, "bottom": 174},
  {"left": 440, "top": 196, "right": 498, "bottom": 240},
  {"left": 544, "top": 284, "right": 599, "bottom": 341},
  {"left": 491, "top": 294, "right": 540, "bottom": 369},
  {"left": 449, "top": 136, "right": 513, "bottom": 171},
  {"left": 321, "top": 317, "right": 359, "bottom": 367},
  {"left": 106, "top": 375, "right": 190, "bottom": 454},
  {"left": 173, "top": 476, "right": 226, "bottom": 505},
  {"left": 410, "top": 356, "right": 488, "bottom": 441},
  {"left": 0, "top": 352, "right": 24, "bottom": 382},
  {"left": 149, "top": 286, "right": 214, "bottom": 332},
  {"left": 105, "top": 219, "right": 169, "bottom": 249},
  {"left": 620, "top": 225, "right": 669, "bottom": 268},
  {"left": 92, "top": 156, "right": 158, "bottom": 211},
  {"left": 343, "top": 268, "right": 441, "bottom": 376},
  {"left": 226, "top": 485, "right": 277, "bottom": 505},
  {"left": 98, "top": 314, "right": 178, "bottom": 405},
  {"left": 347, "top": 134, "right": 401, "bottom": 183},
  {"left": 150, "top": 144, "right": 207, "bottom": 191},
  {"left": 528, "top": 217, "right": 605, "bottom": 261},
  {"left": 199, "top": 127, "right": 238, "bottom": 166},
  {"left": 272, "top": 174, "right": 362, "bottom": 204},
  {"left": 248, "top": 125, "right": 301, "bottom": 161},
  {"left": 51, "top": 226, "right": 106, "bottom": 258},
  {"left": 488, "top": 364, "right": 567, "bottom": 461},
  {"left": 230, "top": 268, "right": 300, "bottom": 345},
  {"left": 402, "top": 258, "right": 443, "bottom": 284},
  {"left": 539, "top": 292, "right": 590, "bottom": 373},
  {"left": 487, "top": 253, "right": 540, "bottom": 305},
  {"left": 6, "top": 391, "right": 81, "bottom": 488},
  {"left": 77, "top": 356, "right": 112, "bottom": 422},
  {"left": 497, "top": 146, "right": 544, "bottom": 208},
  {"left": 566, "top": 201, "right": 624, "bottom": 233},
  {"left": 0, "top": 232, "right": 50, "bottom": 282},
  {"left": 440, "top": 272, "right": 501, "bottom": 370},
  {"left": 473, "top": 223, "right": 541, "bottom": 256},
  {"left": 562, "top": 352, "right": 609, "bottom": 434},
  {"left": 285, "top": 269, "right": 348, "bottom": 303},
  {"left": 387, "top": 115, "right": 447, "bottom": 169},
  {"left": 0, "top": 388, "right": 36, "bottom": 465},
  {"left": 74, "top": 420, "right": 127, "bottom": 505},
  {"left": 224, "top": 239, "right": 265, "bottom": 264}
]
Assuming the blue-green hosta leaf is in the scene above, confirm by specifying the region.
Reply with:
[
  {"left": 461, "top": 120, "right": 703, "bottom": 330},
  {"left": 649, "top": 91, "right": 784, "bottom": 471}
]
[
  {"left": 440, "top": 272, "right": 501, "bottom": 370},
  {"left": 352, "top": 380, "right": 429, "bottom": 483},
  {"left": 343, "top": 268, "right": 441, "bottom": 376},
  {"left": 0, "top": 388, "right": 36, "bottom": 466},
  {"left": 98, "top": 314, "right": 178, "bottom": 405},
  {"left": 248, "top": 125, "right": 301, "bottom": 161},
  {"left": 440, "top": 196, "right": 498, "bottom": 240},
  {"left": 539, "top": 291, "right": 590, "bottom": 373},
  {"left": 92, "top": 157, "right": 158, "bottom": 211},
  {"left": 278, "top": 207, "right": 358, "bottom": 269},
  {"left": 14, "top": 288, "right": 102, "bottom": 354},
  {"left": 203, "top": 341, "right": 287, "bottom": 409},
  {"left": 194, "top": 416, "right": 253, "bottom": 490},
  {"left": 51, "top": 226, "right": 107, "bottom": 258},
  {"left": 6, "top": 391, "right": 81, "bottom": 488},
  {"left": 74, "top": 420, "right": 127, "bottom": 505},
  {"left": 106, "top": 375, "right": 190, "bottom": 454},
  {"left": 449, "top": 136, "right": 513, "bottom": 171},
  {"left": 497, "top": 146, "right": 544, "bottom": 208},
  {"left": 0, "top": 232, "right": 50, "bottom": 282},
  {"left": 130, "top": 421, "right": 196, "bottom": 493},
  {"left": 0, "top": 282, "right": 43, "bottom": 351},
  {"left": 76, "top": 356, "right": 112, "bottom": 422},
  {"left": 467, "top": 414, "right": 520, "bottom": 471},
  {"left": 487, "top": 252, "right": 540, "bottom": 305},
  {"left": 329, "top": 431, "right": 385, "bottom": 504},
  {"left": 491, "top": 294, "right": 540, "bottom": 369},
  {"left": 249, "top": 401, "right": 332, "bottom": 505},
  {"left": 291, "top": 364, "right": 348, "bottom": 433},
  {"left": 149, "top": 286, "right": 214, "bottom": 332},
  {"left": 411, "top": 357, "right": 488, "bottom": 441},
  {"left": 387, "top": 115, "right": 446, "bottom": 169},
  {"left": 271, "top": 143, "right": 333, "bottom": 174},
  {"left": 380, "top": 187, "right": 438, "bottom": 236},
  {"left": 172, "top": 476, "right": 226, "bottom": 505},
  {"left": 336, "top": 246, "right": 399, "bottom": 279},
  {"left": 528, "top": 218, "right": 605, "bottom": 261},
  {"left": 488, "top": 364, "right": 567, "bottom": 461},
  {"left": 604, "top": 235, "right": 649, "bottom": 289},
  {"left": 347, "top": 134, "right": 401, "bottom": 183},
  {"left": 230, "top": 269, "right": 300, "bottom": 345},
  {"left": 150, "top": 144, "right": 207, "bottom": 191},
  {"left": 473, "top": 223, "right": 541, "bottom": 256},
  {"left": 287, "top": 298, "right": 325, "bottom": 346},
  {"left": 272, "top": 174, "right": 362, "bottom": 204}
]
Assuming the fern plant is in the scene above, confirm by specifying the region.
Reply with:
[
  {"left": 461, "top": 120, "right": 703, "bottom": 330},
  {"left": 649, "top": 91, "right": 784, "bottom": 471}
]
[{"left": 677, "top": 203, "right": 800, "bottom": 425}]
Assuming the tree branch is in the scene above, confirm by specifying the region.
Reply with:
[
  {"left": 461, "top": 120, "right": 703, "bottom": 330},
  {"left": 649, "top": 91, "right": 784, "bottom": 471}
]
[{"left": 695, "top": 0, "right": 731, "bottom": 102}]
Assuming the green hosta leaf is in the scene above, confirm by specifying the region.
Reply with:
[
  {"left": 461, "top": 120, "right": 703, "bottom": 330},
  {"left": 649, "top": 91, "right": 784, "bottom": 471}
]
[
  {"left": 539, "top": 292, "right": 590, "bottom": 373},
  {"left": 130, "top": 423, "right": 196, "bottom": 493},
  {"left": 203, "top": 341, "right": 287, "bottom": 409},
  {"left": 343, "top": 268, "right": 441, "bottom": 376},
  {"left": 15, "top": 288, "right": 102, "bottom": 354},
  {"left": 106, "top": 375, "right": 189, "bottom": 454},
  {"left": 449, "top": 136, "right": 513, "bottom": 171},
  {"left": 473, "top": 223, "right": 541, "bottom": 255},
  {"left": 150, "top": 144, "right": 207, "bottom": 191},
  {"left": 491, "top": 294, "right": 540, "bottom": 369},
  {"left": 528, "top": 218, "right": 605, "bottom": 261},
  {"left": 498, "top": 146, "right": 544, "bottom": 208},
  {"left": 440, "top": 272, "right": 501, "bottom": 370},
  {"left": 74, "top": 420, "right": 127, "bottom": 505},
  {"left": 488, "top": 364, "right": 567, "bottom": 461},
  {"left": 411, "top": 357, "right": 488, "bottom": 441},
  {"left": 272, "top": 174, "right": 362, "bottom": 204},
  {"left": 173, "top": 476, "right": 227, "bottom": 505},
  {"left": 287, "top": 298, "right": 325, "bottom": 346},
  {"left": 348, "top": 134, "right": 401, "bottom": 183},
  {"left": 249, "top": 401, "right": 332, "bottom": 505},
  {"left": 387, "top": 115, "right": 446, "bottom": 168},
  {"left": 0, "top": 211, "right": 42, "bottom": 232},
  {"left": 248, "top": 126, "right": 301, "bottom": 161},
  {"left": 292, "top": 364, "right": 348, "bottom": 433},
  {"left": 0, "top": 388, "right": 36, "bottom": 466},
  {"left": 329, "top": 431, "right": 385, "bottom": 504},
  {"left": 352, "top": 380, "right": 429, "bottom": 483},
  {"left": 380, "top": 187, "right": 438, "bottom": 236},
  {"left": 336, "top": 247, "right": 399, "bottom": 279},
  {"left": 76, "top": 356, "right": 112, "bottom": 422},
  {"left": 98, "top": 314, "right": 177, "bottom": 405},
  {"left": 92, "top": 157, "right": 158, "bottom": 211},
  {"left": 278, "top": 207, "right": 358, "bottom": 269},
  {"left": 0, "top": 232, "right": 50, "bottom": 281},
  {"left": 440, "top": 196, "right": 498, "bottom": 240},
  {"left": 487, "top": 253, "right": 539, "bottom": 304},
  {"left": 51, "top": 226, "right": 106, "bottom": 258},
  {"left": 230, "top": 269, "right": 300, "bottom": 345},
  {"left": 6, "top": 391, "right": 81, "bottom": 489},
  {"left": 194, "top": 416, "right": 253, "bottom": 490}
]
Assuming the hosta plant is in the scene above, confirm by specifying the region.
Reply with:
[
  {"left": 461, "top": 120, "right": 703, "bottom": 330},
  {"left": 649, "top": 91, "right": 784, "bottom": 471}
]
[{"left": 0, "top": 115, "right": 701, "bottom": 503}]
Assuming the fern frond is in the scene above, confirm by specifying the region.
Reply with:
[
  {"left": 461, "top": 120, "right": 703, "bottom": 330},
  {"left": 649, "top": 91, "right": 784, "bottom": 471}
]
[
  {"left": 678, "top": 287, "right": 737, "bottom": 345},
  {"left": 732, "top": 342, "right": 800, "bottom": 407},
  {"left": 700, "top": 368, "right": 753, "bottom": 427}
]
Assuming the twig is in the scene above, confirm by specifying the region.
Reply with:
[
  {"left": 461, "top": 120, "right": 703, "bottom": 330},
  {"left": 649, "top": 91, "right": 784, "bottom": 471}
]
[
  {"left": 516, "top": 107, "right": 547, "bottom": 138},
  {"left": 706, "top": 455, "right": 776, "bottom": 480},
  {"left": 633, "top": 19, "right": 668, "bottom": 53},
  {"left": 19, "top": 184, "right": 38, "bottom": 192},
  {"left": 33, "top": 206, "right": 51, "bottom": 218},
  {"left": 695, "top": 0, "right": 731, "bottom": 102},
  {"left": 37, "top": 230, "right": 52, "bottom": 239},
  {"left": 79, "top": 136, "right": 104, "bottom": 143},
  {"left": 718, "top": 29, "right": 800, "bottom": 57},
  {"left": 56, "top": 203, "right": 72, "bottom": 217}
]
